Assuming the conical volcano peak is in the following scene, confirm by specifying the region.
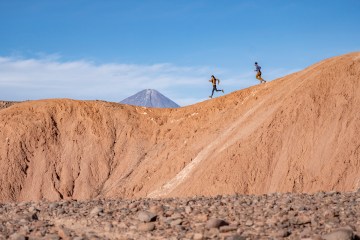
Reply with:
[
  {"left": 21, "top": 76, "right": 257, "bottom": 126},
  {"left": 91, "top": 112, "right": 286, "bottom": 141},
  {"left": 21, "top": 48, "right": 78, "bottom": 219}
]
[{"left": 120, "top": 89, "right": 180, "bottom": 108}]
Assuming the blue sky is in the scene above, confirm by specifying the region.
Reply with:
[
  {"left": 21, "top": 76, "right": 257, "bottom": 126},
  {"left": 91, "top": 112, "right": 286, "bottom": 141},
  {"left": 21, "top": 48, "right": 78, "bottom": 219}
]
[{"left": 0, "top": 0, "right": 359, "bottom": 106}]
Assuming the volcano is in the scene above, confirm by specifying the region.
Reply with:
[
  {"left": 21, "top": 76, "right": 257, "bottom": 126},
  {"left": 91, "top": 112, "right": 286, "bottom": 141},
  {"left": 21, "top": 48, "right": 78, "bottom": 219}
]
[{"left": 120, "top": 89, "right": 180, "bottom": 108}]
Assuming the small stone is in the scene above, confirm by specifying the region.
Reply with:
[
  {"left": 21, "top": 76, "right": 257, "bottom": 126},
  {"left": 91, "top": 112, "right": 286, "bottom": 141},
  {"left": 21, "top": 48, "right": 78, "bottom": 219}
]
[
  {"left": 266, "top": 217, "right": 278, "bottom": 226},
  {"left": 19, "top": 218, "right": 28, "bottom": 224},
  {"left": 9, "top": 233, "right": 26, "bottom": 240},
  {"left": 149, "top": 205, "right": 164, "bottom": 214},
  {"left": 104, "top": 222, "right": 112, "bottom": 231},
  {"left": 219, "top": 225, "right": 238, "bottom": 233},
  {"left": 49, "top": 203, "right": 59, "bottom": 209},
  {"left": 323, "top": 210, "right": 335, "bottom": 218},
  {"left": 193, "top": 233, "right": 204, "bottom": 240},
  {"left": 57, "top": 208, "right": 65, "bottom": 215},
  {"left": 322, "top": 228, "right": 354, "bottom": 240},
  {"left": 118, "top": 222, "right": 128, "bottom": 228},
  {"left": 28, "top": 206, "right": 37, "bottom": 212},
  {"left": 44, "top": 234, "right": 61, "bottom": 240},
  {"left": 165, "top": 210, "right": 174, "bottom": 216},
  {"left": 72, "top": 237, "right": 84, "bottom": 240},
  {"left": 86, "top": 232, "right": 100, "bottom": 239},
  {"left": 325, "top": 222, "right": 336, "bottom": 229},
  {"left": 90, "top": 207, "right": 103, "bottom": 216},
  {"left": 185, "top": 206, "right": 192, "bottom": 214},
  {"left": 137, "top": 211, "right": 157, "bottom": 222},
  {"left": 311, "top": 237, "right": 324, "bottom": 240},
  {"left": 170, "top": 219, "right": 183, "bottom": 226},
  {"left": 296, "top": 215, "right": 311, "bottom": 225},
  {"left": 175, "top": 225, "right": 185, "bottom": 231},
  {"left": 272, "top": 229, "right": 291, "bottom": 238},
  {"left": 171, "top": 213, "right": 182, "bottom": 219},
  {"left": 138, "top": 222, "right": 155, "bottom": 232},
  {"left": 208, "top": 227, "right": 220, "bottom": 236},
  {"left": 206, "top": 219, "right": 229, "bottom": 229},
  {"left": 300, "top": 228, "right": 312, "bottom": 238},
  {"left": 225, "top": 235, "right": 246, "bottom": 240},
  {"left": 245, "top": 220, "right": 253, "bottom": 226},
  {"left": 195, "top": 214, "right": 208, "bottom": 222},
  {"left": 56, "top": 226, "right": 71, "bottom": 239},
  {"left": 160, "top": 216, "right": 172, "bottom": 224},
  {"left": 129, "top": 202, "right": 138, "bottom": 209}
]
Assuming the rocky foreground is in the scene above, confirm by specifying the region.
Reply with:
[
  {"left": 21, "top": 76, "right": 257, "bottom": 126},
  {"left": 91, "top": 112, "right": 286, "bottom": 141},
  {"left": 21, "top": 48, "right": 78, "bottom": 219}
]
[{"left": 1, "top": 191, "right": 360, "bottom": 240}]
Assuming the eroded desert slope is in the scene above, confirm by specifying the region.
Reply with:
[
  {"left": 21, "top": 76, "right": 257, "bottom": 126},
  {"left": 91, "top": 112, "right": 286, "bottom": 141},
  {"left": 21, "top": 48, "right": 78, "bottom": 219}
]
[{"left": 0, "top": 52, "right": 359, "bottom": 202}]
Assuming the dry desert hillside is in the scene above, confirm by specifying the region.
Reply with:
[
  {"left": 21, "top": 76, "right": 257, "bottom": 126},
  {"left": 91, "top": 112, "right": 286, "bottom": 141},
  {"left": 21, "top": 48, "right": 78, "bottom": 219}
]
[{"left": 0, "top": 52, "right": 359, "bottom": 202}]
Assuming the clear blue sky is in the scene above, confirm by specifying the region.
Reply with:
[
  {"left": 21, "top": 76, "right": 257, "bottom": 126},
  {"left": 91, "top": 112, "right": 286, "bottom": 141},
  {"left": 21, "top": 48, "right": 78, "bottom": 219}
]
[{"left": 0, "top": 0, "right": 359, "bottom": 105}]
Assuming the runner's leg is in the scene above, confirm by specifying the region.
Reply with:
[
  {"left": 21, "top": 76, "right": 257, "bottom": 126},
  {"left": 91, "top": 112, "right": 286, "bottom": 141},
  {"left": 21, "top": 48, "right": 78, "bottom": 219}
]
[{"left": 210, "top": 86, "right": 216, "bottom": 97}]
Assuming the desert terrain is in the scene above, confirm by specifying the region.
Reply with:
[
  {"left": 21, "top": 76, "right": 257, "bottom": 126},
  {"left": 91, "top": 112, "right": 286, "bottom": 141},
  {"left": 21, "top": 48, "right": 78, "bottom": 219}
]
[
  {"left": 0, "top": 52, "right": 360, "bottom": 239},
  {"left": 1, "top": 191, "right": 360, "bottom": 239}
]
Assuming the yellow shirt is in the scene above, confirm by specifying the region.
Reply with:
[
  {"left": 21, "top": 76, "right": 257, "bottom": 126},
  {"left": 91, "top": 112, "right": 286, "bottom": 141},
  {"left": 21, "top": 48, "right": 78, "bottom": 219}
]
[{"left": 210, "top": 78, "right": 217, "bottom": 86}]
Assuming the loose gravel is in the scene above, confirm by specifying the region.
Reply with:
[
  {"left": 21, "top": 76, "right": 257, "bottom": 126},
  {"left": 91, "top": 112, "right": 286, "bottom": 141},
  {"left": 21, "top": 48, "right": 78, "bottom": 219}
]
[{"left": 1, "top": 191, "right": 360, "bottom": 239}]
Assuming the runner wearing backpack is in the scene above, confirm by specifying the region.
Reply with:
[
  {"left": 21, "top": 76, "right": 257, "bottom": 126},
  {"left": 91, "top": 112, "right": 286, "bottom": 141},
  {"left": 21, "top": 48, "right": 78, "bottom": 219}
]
[{"left": 255, "top": 62, "right": 266, "bottom": 84}]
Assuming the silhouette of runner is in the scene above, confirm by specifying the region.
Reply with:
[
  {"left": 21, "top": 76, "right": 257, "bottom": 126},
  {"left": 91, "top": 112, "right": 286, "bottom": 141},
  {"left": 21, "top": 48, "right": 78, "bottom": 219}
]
[
  {"left": 209, "top": 75, "right": 224, "bottom": 98},
  {"left": 255, "top": 62, "right": 266, "bottom": 84}
]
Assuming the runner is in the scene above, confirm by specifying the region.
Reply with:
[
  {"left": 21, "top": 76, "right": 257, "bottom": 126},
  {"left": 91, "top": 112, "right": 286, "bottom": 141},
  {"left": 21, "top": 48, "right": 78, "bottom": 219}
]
[
  {"left": 255, "top": 62, "right": 266, "bottom": 84},
  {"left": 209, "top": 75, "right": 224, "bottom": 98}
]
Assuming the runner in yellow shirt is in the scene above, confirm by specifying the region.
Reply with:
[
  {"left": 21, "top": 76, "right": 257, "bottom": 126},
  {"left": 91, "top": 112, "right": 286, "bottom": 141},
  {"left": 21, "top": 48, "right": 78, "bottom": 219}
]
[{"left": 209, "top": 75, "right": 224, "bottom": 98}]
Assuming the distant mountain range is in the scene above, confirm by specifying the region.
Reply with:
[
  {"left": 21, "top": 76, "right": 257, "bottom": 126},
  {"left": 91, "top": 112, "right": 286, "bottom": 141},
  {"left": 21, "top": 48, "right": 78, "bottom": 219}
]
[{"left": 120, "top": 89, "right": 180, "bottom": 108}]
